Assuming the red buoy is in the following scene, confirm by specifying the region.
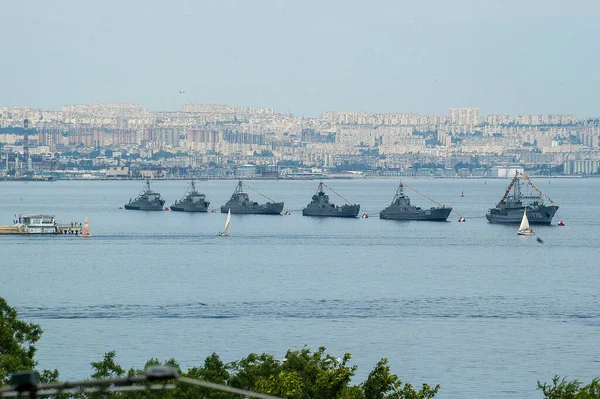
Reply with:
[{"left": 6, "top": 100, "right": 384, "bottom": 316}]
[
  {"left": 558, "top": 220, "right": 565, "bottom": 226},
  {"left": 164, "top": 207, "right": 169, "bottom": 211}
]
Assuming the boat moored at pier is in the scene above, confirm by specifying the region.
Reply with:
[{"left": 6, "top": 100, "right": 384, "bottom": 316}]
[{"left": 0, "top": 214, "right": 85, "bottom": 235}]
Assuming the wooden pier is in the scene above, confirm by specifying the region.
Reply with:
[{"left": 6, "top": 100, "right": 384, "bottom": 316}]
[
  {"left": 57, "top": 224, "right": 84, "bottom": 235},
  {"left": 0, "top": 222, "right": 83, "bottom": 235}
]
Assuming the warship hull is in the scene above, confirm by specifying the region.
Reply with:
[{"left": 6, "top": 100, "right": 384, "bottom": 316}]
[
  {"left": 380, "top": 206, "right": 452, "bottom": 221},
  {"left": 124, "top": 201, "right": 164, "bottom": 211},
  {"left": 302, "top": 204, "right": 360, "bottom": 217},
  {"left": 170, "top": 203, "right": 209, "bottom": 212},
  {"left": 220, "top": 202, "right": 284, "bottom": 215},
  {"left": 486, "top": 205, "right": 558, "bottom": 224},
  {"left": 125, "top": 180, "right": 165, "bottom": 211}
]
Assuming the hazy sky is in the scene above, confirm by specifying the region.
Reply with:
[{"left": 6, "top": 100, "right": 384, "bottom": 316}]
[{"left": 2, "top": 0, "right": 600, "bottom": 117}]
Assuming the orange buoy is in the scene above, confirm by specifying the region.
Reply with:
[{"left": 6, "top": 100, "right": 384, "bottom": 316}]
[{"left": 81, "top": 217, "right": 90, "bottom": 237}]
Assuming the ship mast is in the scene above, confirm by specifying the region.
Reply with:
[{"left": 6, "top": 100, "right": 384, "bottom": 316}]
[
  {"left": 232, "top": 180, "right": 244, "bottom": 196},
  {"left": 391, "top": 182, "right": 405, "bottom": 203},
  {"left": 496, "top": 173, "right": 519, "bottom": 206},
  {"left": 141, "top": 179, "right": 152, "bottom": 195},
  {"left": 496, "top": 172, "right": 556, "bottom": 206},
  {"left": 513, "top": 175, "right": 521, "bottom": 201},
  {"left": 316, "top": 181, "right": 325, "bottom": 195}
]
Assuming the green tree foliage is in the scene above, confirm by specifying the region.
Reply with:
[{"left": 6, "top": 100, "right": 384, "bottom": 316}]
[
  {"left": 453, "top": 161, "right": 482, "bottom": 172},
  {"left": 181, "top": 354, "right": 229, "bottom": 399},
  {"left": 90, "top": 351, "right": 126, "bottom": 379},
  {"left": 9, "top": 297, "right": 597, "bottom": 399},
  {"left": 228, "top": 352, "right": 281, "bottom": 393},
  {"left": 361, "top": 358, "right": 439, "bottom": 399},
  {"left": 255, "top": 346, "right": 356, "bottom": 399},
  {"left": 538, "top": 376, "right": 600, "bottom": 399},
  {"left": 0, "top": 297, "right": 43, "bottom": 386},
  {"left": 72, "top": 348, "right": 438, "bottom": 399}
]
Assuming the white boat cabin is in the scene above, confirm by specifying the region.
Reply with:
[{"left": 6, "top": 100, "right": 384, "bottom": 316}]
[{"left": 14, "top": 214, "right": 58, "bottom": 234}]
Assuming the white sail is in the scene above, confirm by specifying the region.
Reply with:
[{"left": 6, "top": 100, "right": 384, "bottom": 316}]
[
  {"left": 219, "top": 209, "right": 231, "bottom": 236},
  {"left": 518, "top": 209, "right": 530, "bottom": 232},
  {"left": 517, "top": 209, "right": 534, "bottom": 235}
]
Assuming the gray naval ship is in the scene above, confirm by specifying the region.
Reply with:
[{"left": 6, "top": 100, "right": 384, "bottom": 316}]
[
  {"left": 302, "top": 182, "right": 360, "bottom": 217},
  {"left": 380, "top": 181, "right": 452, "bottom": 221},
  {"left": 220, "top": 180, "right": 284, "bottom": 215},
  {"left": 124, "top": 180, "right": 165, "bottom": 211},
  {"left": 170, "top": 180, "right": 210, "bottom": 212},
  {"left": 486, "top": 172, "right": 558, "bottom": 224}
]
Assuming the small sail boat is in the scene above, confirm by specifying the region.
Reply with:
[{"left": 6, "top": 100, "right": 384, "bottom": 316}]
[
  {"left": 81, "top": 217, "right": 90, "bottom": 237},
  {"left": 517, "top": 209, "right": 534, "bottom": 236},
  {"left": 219, "top": 209, "right": 231, "bottom": 236}
]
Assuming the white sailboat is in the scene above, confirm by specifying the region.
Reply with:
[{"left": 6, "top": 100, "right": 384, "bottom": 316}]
[
  {"left": 517, "top": 209, "right": 534, "bottom": 236},
  {"left": 219, "top": 208, "right": 231, "bottom": 236}
]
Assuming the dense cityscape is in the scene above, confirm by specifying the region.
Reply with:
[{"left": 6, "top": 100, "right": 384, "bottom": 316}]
[{"left": 1, "top": 102, "right": 599, "bottom": 180}]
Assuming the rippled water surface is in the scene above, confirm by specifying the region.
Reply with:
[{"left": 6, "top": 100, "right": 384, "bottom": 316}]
[{"left": 1, "top": 178, "right": 598, "bottom": 398}]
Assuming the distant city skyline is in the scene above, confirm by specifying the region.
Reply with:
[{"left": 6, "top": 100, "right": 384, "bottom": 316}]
[{"left": 2, "top": 0, "right": 600, "bottom": 117}]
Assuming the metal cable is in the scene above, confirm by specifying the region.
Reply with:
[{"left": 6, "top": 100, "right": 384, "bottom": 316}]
[
  {"left": 243, "top": 181, "right": 278, "bottom": 203},
  {"left": 0, "top": 369, "right": 284, "bottom": 399},
  {"left": 321, "top": 182, "right": 353, "bottom": 205},
  {"left": 178, "top": 377, "right": 282, "bottom": 399},
  {"left": 521, "top": 173, "right": 556, "bottom": 205},
  {"left": 402, "top": 182, "right": 444, "bottom": 208}
]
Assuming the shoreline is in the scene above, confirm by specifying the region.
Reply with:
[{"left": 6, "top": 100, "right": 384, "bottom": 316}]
[{"left": 0, "top": 175, "right": 590, "bottom": 182}]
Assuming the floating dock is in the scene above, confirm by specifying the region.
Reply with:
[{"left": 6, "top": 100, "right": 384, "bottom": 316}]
[
  {"left": 0, "top": 224, "right": 83, "bottom": 235},
  {"left": 0, "top": 215, "right": 85, "bottom": 235}
]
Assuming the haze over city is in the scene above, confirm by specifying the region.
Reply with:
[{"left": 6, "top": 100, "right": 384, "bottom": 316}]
[
  {"left": 3, "top": 0, "right": 600, "bottom": 117},
  {"left": 2, "top": 2, "right": 600, "bottom": 399}
]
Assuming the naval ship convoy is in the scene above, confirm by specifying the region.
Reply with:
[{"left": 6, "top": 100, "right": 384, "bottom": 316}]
[
  {"left": 220, "top": 181, "right": 284, "bottom": 214},
  {"left": 111, "top": 175, "right": 561, "bottom": 227},
  {"left": 379, "top": 181, "right": 452, "bottom": 221},
  {"left": 124, "top": 180, "right": 165, "bottom": 211},
  {"left": 302, "top": 182, "right": 360, "bottom": 217},
  {"left": 170, "top": 180, "right": 210, "bottom": 212},
  {"left": 486, "top": 172, "right": 558, "bottom": 224}
]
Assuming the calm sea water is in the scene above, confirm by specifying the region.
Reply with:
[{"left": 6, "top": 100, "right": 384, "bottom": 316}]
[{"left": 1, "top": 178, "right": 598, "bottom": 398}]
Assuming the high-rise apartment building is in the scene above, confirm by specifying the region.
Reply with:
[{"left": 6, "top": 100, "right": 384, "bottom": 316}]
[{"left": 450, "top": 108, "right": 480, "bottom": 125}]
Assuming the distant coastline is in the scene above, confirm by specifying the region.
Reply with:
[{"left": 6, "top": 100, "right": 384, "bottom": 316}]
[{"left": 0, "top": 175, "right": 589, "bottom": 182}]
